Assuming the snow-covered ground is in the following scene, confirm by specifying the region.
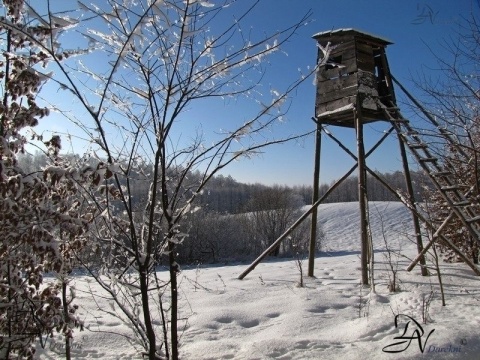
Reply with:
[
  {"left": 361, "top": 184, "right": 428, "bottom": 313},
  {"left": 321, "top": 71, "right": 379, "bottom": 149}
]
[{"left": 38, "top": 202, "right": 480, "bottom": 359}]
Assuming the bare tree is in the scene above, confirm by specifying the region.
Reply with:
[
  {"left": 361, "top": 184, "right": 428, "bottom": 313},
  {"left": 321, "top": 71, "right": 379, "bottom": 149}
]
[
  {"left": 0, "top": 1, "right": 315, "bottom": 358},
  {"left": 243, "top": 185, "right": 305, "bottom": 256},
  {"left": 411, "top": 12, "right": 480, "bottom": 265},
  {"left": 180, "top": 209, "right": 249, "bottom": 263},
  {"left": 290, "top": 220, "right": 314, "bottom": 287}
]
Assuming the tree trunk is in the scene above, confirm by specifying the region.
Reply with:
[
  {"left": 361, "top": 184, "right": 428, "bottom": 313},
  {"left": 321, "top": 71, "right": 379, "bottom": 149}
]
[
  {"left": 168, "top": 242, "right": 179, "bottom": 360},
  {"left": 62, "top": 280, "right": 71, "bottom": 360},
  {"left": 471, "top": 236, "right": 479, "bottom": 264},
  {"left": 139, "top": 266, "right": 157, "bottom": 359}
]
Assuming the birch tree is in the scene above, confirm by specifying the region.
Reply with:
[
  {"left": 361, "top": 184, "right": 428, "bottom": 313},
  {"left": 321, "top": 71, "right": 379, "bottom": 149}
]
[{"left": 0, "top": 1, "right": 315, "bottom": 359}]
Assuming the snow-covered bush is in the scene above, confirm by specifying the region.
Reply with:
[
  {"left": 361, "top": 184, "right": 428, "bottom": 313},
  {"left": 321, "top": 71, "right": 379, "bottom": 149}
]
[{"left": 0, "top": 2, "right": 97, "bottom": 357}]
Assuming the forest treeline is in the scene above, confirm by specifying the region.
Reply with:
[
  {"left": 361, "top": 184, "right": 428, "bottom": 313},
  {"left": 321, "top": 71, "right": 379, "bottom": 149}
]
[
  {"left": 197, "top": 169, "right": 430, "bottom": 214},
  {"left": 18, "top": 152, "right": 430, "bottom": 214},
  {"left": 17, "top": 152, "right": 430, "bottom": 264}
]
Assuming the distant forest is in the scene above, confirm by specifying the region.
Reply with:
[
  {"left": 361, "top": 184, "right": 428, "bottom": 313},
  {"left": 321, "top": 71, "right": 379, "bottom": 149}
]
[
  {"left": 18, "top": 152, "right": 430, "bottom": 215},
  {"left": 196, "top": 170, "right": 430, "bottom": 214},
  {"left": 16, "top": 152, "right": 431, "bottom": 264}
]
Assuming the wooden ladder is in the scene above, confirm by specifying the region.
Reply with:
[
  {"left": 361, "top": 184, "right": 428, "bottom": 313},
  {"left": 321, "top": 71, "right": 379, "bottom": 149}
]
[{"left": 380, "top": 105, "right": 480, "bottom": 244}]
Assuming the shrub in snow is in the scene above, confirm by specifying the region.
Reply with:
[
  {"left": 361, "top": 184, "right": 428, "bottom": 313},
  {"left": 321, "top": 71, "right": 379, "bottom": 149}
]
[{"left": 0, "top": 2, "right": 98, "bottom": 358}]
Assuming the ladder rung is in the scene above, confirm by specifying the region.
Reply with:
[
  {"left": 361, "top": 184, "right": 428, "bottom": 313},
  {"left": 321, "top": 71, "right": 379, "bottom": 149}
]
[
  {"left": 441, "top": 185, "right": 462, "bottom": 191},
  {"left": 408, "top": 143, "right": 428, "bottom": 149},
  {"left": 466, "top": 215, "right": 480, "bottom": 223},
  {"left": 453, "top": 200, "right": 471, "bottom": 206},
  {"left": 419, "top": 157, "right": 438, "bottom": 162},
  {"left": 432, "top": 171, "right": 452, "bottom": 177}
]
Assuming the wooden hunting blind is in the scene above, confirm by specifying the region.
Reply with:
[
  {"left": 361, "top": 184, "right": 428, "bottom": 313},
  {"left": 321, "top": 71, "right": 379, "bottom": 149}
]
[
  {"left": 238, "top": 29, "right": 480, "bottom": 283},
  {"left": 313, "top": 29, "right": 395, "bottom": 127}
]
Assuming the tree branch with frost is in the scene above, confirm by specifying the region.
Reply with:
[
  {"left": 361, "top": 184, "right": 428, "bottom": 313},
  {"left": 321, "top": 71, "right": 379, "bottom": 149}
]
[
  {"left": 81, "top": 275, "right": 150, "bottom": 349},
  {"left": 5, "top": 1, "right": 316, "bottom": 359},
  {"left": 0, "top": 3, "right": 101, "bottom": 357}
]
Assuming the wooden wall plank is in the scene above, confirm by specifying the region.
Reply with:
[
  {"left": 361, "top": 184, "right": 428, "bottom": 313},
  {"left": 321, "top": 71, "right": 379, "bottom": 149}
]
[
  {"left": 317, "top": 73, "right": 358, "bottom": 95},
  {"left": 316, "top": 96, "right": 356, "bottom": 114},
  {"left": 317, "top": 85, "right": 357, "bottom": 104}
]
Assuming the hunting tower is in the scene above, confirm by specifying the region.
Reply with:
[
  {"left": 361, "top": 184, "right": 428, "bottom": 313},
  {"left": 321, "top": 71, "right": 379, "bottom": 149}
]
[
  {"left": 313, "top": 28, "right": 394, "bottom": 126},
  {"left": 238, "top": 29, "right": 480, "bottom": 283},
  {"left": 310, "top": 29, "right": 401, "bottom": 284}
]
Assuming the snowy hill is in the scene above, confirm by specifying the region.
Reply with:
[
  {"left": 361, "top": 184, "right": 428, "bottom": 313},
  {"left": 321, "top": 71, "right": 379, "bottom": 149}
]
[
  {"left": 37, "top": 202, "right": 480, "bottom": 359},
  {"left": 314, "top": 201, "right": 416, "bottom": 253}
]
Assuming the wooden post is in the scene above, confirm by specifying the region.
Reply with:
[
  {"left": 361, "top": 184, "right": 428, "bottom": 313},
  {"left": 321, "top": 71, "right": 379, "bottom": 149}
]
[
  {"left": 398, "top": 136, "right": 428, "bottom": 276},
  {"left": 308, "top": 121, "right": 322, "bottom": 277},
  {"left": 354, "top": 104, "right": 369, "bottom": 286}
]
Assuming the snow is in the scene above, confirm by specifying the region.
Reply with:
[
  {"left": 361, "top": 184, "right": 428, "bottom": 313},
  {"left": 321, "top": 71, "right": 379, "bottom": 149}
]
[
  {"left": 36, "top": 202, "right": 480, "bottom": 359},
  {"left": 312, "top": 28, "right": 393, "bottom": 45},
  {"left": 317, "top": 103, "right": 355, "bottom": 118}
]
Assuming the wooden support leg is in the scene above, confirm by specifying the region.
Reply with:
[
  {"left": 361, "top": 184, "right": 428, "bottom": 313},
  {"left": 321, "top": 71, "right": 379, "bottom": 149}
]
[
  {"left": 354, "top": 106, "right": 369, "bottom": 286},
  {"left": 308, "top": 121, "right": 322, "bottom": 277}
]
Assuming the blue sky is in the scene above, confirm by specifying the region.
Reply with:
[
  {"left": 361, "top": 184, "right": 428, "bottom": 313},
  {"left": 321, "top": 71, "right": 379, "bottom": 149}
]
[
  {"left": 32, "top": 1, "right": 478, "bottom": 186},
  {"left": 211, "top": 0, "right": 479, "bottom": 186}
]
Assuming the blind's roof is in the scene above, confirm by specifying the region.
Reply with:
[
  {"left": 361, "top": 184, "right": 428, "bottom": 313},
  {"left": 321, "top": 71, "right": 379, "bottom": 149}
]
[{"left": 312, "top": 28, "right": 393, "bottom": 46}]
